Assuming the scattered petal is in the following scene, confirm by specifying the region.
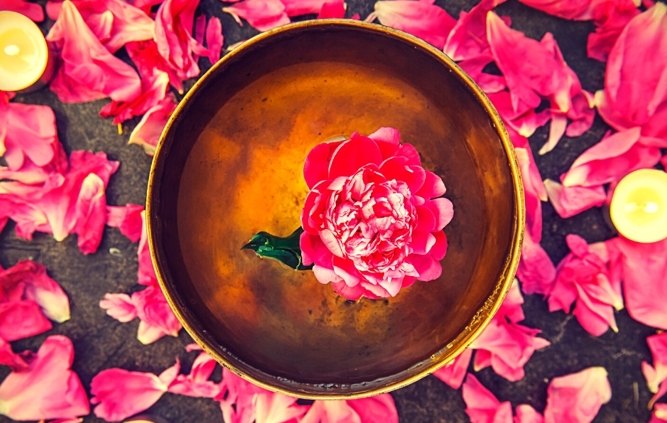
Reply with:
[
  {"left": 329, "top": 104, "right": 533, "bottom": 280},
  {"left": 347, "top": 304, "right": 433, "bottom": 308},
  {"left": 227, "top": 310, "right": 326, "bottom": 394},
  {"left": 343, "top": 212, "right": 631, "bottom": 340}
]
[
  {"left": 444, "top": 0, "right": 507, "bottom": 61},
  {"left": 642, "top": 332, "right": 667, "bottom": 407},
  {"left": 206, "top": 16, "right": 224, "bottom": 64},
  {"left": 99, "top": 293, "right": 138, "bottom": 323},
  {"left": 99, "top": 69, "right": 170, "bottom": 125},
  {"left": 543, "top": 367, "right": 611, "bottom": 423},
  {"left": 0, "top": 0, "right": 45, "bottom": 21},
  {"left": 128, "top": 94, "right": 179, "bottom": 156},
  {"left": 317, "top": 0, "right": 346, "bottom": 18},
  {"left": 0, "top": 300, "right": 52, "bottom": 341},
  {"left": 462, "top": 373, "right": 513, "bottom": 423},
  {"left": 587, "top": 0, "right": 640, "bottom": 62},
  {"left": 544, "top": 179, "right": 607, "bottom": 218},
  {"left": 106, "top": 203, "right": 145, "bottom": 243},
  {"left": 281, "top": 0, "right": 328, "bottom": 16},
  {"left": 432, "top": 347, "right": 472, "bottom": 389},
  {"left": 517, "top": 0, "right": 598, "bottom": 20},
  {"left": 168, "top": 350, "right": 221, "bottom": 398},
  {"left": 223, "top": 0, "right": 290, "bottom": 32}
]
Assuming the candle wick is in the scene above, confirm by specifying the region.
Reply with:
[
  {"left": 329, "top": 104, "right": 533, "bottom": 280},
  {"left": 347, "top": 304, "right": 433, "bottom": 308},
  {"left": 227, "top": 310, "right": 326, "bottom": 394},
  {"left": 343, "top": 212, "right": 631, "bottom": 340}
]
[
  {"left": 645, "top": 202, "right": 659, "bottom": 213},
  {"left": 3, "top": 45, "right": 20, "bottom": 56}
]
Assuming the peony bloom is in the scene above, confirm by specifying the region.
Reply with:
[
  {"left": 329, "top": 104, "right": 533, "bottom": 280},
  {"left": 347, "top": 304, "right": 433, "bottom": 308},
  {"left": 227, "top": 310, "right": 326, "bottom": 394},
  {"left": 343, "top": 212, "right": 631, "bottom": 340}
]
[
  {"left": 300, "top": 128, "right": 453, "bottom": 300},
  {"left": 543, "top": 367, "right": 612, "bottom": 423},
  {"left": 0, "top": 336, "right": 89, "bottom": 421}
]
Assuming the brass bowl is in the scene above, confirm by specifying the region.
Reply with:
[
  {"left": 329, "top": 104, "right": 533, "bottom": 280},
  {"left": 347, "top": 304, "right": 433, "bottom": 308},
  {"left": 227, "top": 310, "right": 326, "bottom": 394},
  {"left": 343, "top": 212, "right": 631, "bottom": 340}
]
[{"left": 147, "top": 20, "right": 524, "bottom": 399}]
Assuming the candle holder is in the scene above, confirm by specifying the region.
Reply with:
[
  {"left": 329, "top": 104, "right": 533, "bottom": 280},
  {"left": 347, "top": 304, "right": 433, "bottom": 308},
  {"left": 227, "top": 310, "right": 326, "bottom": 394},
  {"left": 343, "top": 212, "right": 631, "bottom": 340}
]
[
  {"left": 146, "top": 20, "right": 524, "bottom": 399},
  {"left": 0, "top": 11, "right": 56, "bottom": 93}
]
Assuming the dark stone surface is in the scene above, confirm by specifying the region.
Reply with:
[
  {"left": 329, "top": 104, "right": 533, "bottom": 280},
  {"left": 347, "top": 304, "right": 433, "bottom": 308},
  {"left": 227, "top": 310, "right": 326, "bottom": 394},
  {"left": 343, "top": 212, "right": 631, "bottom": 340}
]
[{"left": 0, "top": 0, "right": 660, "bottom": 422}]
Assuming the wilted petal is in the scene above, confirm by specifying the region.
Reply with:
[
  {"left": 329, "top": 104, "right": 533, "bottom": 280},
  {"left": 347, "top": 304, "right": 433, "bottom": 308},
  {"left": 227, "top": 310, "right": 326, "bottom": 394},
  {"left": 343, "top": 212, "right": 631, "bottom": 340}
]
[
  {"left": 368, "top": 0, "right": 456, "bottom": 49},
  {"left": 543, "top": 367, "right": 612, "bottom": 423},
  {"left": 47, "top": 0, "right": 141, "bottom": 103},
  {"left": 106, "top": 203, "right": 144, "bottom": 243},
  {"left": 462, "top": 374, "right": 514, "bottom": 423},
  {"left": 0, "top": 336, "right": 89, "bottom": 421},
  {"left": 223, "top": 0, "right": 290, "bottom": 32},
  {"left": 432, "top": 347, "right": 472, "bottom": 389},
  {"left": 128, "top": 94, "right": 179, "bottom": 156},
  {"left": 544, "top": 179, "right": 607, "bottom": 218},
  {"left": 91, "top": 362, "right": 178, "bottom": 421},
  {"left": 0, "top": 0, "right": 45, "bottom": 21}
]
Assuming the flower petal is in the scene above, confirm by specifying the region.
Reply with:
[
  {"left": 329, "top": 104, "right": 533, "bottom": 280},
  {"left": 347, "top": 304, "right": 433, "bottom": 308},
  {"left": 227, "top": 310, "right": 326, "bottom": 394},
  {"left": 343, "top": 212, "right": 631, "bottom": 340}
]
[
  {"left": 328, "top": 134, "right": 383, "bottom": 180},
  {"left": 0, "top": 300, "right": 52, "bottom": 341},
  {"left": 432, "top": 347, "right": 472, "bottom": 389},
  {"left": 543, "top": 367, "right": 611, "bottom": 423},
  {"left": 587, "top": 0, "right": 640, "bottom": 62},
  {"left": 99, "top": 293, "right": 138, "bottom": 323},
  {"left": 0, "top": 0, "right": 45, "bottom": 21},
  {"left": 223, "top": 0, "right": 290, "bottom": 32},
  {"left": 462, "top": 374, "right": 514, "bottom": 423},
  {"left": 206, "top": 16, "right": 224, "bottom": 64},
  {"left": 544, "top": 179, "right": 607, "bottom": 219},
  {"left": 106, "top": 203, "right": 145, "bottom": 243},
  {"left": 128, "top": 94, "right": 179, "bottom": 156}
]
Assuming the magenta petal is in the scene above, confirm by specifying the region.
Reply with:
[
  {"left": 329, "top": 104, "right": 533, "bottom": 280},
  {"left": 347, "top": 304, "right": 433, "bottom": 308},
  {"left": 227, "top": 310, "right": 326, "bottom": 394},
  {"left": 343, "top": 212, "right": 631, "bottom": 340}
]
[
  {"left": 517, "top": 0, "right": 596, "bottom": 20},
  {"left": 428, "top": 197, "right": 454, "bottom": 231},
  {"left": 331, "top": 280, "right": 370, "bottom": 300},
  {"left": 154, "top": 0, "right": 203, "bottom": 82},
  {"left": 415, "top": 204, "right": 436, "bottom": 232},
  {"left": 411, "top": 230, "right": 437, "bottom": 255},
  {"left": 416, "top": 170, "right": 446, "bottom": 199},
  {"left": 0, "top": 300, "right": 52, "bottom": 341},
  {"left": 303, "top": 142, "right": 341, "bottom": 189},
  {"left": 223, "top": 0, "right": 290, "bottom": 32},
  {"left": 517, "top": 231, "right": 556, "bottom": 295},
  {"left": 432, "top": 348, "right": 472, "bottom": 389},
  {"left": 544, "top": 179, "right": 607, "bottom": 219},
  {"left": 444, "top": 0, "right": 506, "bottom": 61},
  {"left": 91, "top": 364, "right": 177, "bottom": 421},
  {"left": 0, "top": 0, "right": 45, "bottom": 22},
  {"left": 73, "top": 173, "right": 107, "bottom": 255},
  {"left": 99, "top": 69, "right": 170, "bottom": 125},
  {"left": 368, "top": 126, "right": 401, "bottom": 158},
  {"left": 328, "top": 134, "right": 383, "bottom": 180},
  {"left": 379, "top": 156, "right": 426, "bottom": 193},
  {"left": 0, "top": 336, "right": 89, "bottom": 421},
  {"left": 543, "top": 367, "right": 611, "bottom": 423},
  {"left": 643, "top": 332, "right": 667, "bottom": 398},
  {"left": 280, "top": 0, "right": 327, "bottom": 16},
  {"left": 168, "top": 351, "right": 221, "bottom": 398},
  {"left": 408, "top": 253, "right": 442, "bottom": 281},
  {"left": 206, "top": 17, "right": 223, "bottom": 63},
  {"left": 106, "top": 203, "right": 144, "bottom": 243},
  {"left": 318, "top": 0, "right": 346, "bottom": 20},
  {"left": 347, "top": 395, "right": 399, "bottom": 423},
  {"left": 132, "top": 285, "right": 181, "bottom": 344},
  {"left": 515, "top": 405, "right": 545, "bottom": 423},
  {"left": 429, "top": 230, "right": 448, "bottom": 261},
  {"left": 0, "top": 338, "right": 28, "bottom": 371}
]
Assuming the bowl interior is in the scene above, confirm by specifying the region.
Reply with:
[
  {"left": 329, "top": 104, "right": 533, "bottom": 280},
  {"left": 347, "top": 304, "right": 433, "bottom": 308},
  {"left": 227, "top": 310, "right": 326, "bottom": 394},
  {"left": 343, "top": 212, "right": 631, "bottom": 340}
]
[{"left": 149, "top": 21, "right": 519, "bottom": 397}]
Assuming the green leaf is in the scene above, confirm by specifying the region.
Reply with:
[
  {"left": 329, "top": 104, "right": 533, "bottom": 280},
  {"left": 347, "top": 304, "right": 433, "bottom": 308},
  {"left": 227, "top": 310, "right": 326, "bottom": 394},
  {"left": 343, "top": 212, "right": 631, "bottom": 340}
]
[{"left": 241, "top": 227, "right": 313, "bottom": 270}]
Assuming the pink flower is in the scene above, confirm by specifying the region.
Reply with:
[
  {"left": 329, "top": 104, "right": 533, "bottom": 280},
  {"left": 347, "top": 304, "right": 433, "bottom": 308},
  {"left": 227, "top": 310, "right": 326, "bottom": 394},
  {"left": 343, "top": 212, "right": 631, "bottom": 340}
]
[
  {"left": 300, "top": 127, "right": 453, "bottom": 300},
  {"left": 562, "top": 128, "right": 666, "bottom": 188},
  {"left": 606, "top": 237, "right": 667, "bottom": 329},
  {"left": 0, "top": 335, "right": 89, "bottom": 421},
  {"left": 46, "top": 0, "right": 142, "bottom": 103},
  {"left": 0, "top": 0, "right": 44, "bottom": 21},
  {"left": 0, "top": 98, "right": 68, "bottom": 185},
  {"left": 128, "top": 94, "right": 179, "bottom": 155},
  {"left": 223, "top": 0, "right": 290, "bottom": 32},
  {"left": 547, "top": 235, "right": 623, "bottom": 336},
  {"left": 461, "top": 373, "right": 514, "bottom": 423},
  {"left": 154, "top": 0, "right": 207, "bottom": 83},
  {"left": 366, "top": 0, "right": 456, "bottom": 49},
  {"left": 300, "top": 395, "right": 398, "bottom": 423},
  {"left": 543, "top": 367, "right": 612, "bottom": 423},
  {"left": 595, "top": 3, "right": 667, "bottom": 141},
  {"left": 0, "top": 260, "right": 70, "bottom": 324},
  {"left": 642, "top": 332, "right": 667, "bottom": 407},
  {"left": 106, "top": 203, "right": 145, "bottom": 243},
  {"left": 543, "top": 179, "right": 607, "bottom": 219},
  {"left": 46, "top": 0, "right": 155, "bottom": 53},
  {"left": 91, "top": 362, "right": 179, "bottom": 421},
  {"left": 432, "top": 347, "right": 472, "bottom": 389},
  {"left": 587, "top": 0, "right": 640, "bottom": 62},
  {"left": 471, "top": 281, "right": 550, "bottom": 381}
]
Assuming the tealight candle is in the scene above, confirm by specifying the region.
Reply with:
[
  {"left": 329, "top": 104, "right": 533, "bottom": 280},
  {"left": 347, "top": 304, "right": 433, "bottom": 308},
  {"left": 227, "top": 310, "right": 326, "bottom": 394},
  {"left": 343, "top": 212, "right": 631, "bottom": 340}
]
[
  {"left": 0, "top": 11, "right": 53, "bottom": 92},
  {"left": 609, "top": 169, "right": 667, "bottom": 244}
]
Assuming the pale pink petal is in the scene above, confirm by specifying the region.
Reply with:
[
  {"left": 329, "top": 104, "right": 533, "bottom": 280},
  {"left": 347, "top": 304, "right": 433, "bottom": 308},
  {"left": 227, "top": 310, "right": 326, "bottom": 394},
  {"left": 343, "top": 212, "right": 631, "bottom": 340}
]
[
  {"left": 0, "top": 300, "right": 52, "bottom": 341},
  {"left": 223, "top": 0, "right": 290, "bottom": 32},
  {"left": 543, "top": 367, "right": 612, "bottom": 423},
  {"left": 444, "top": 0, "right": 506, "bottom": 61},
  {"left": 515, "top": 405, "right": 544, "bottom": 423},
  {"left": 254, "top": 392, "right": 306, "bottom": 423},
  {"left": 46, "top": 1, "right": 142, "bottom": 103},
  {"left": 517, "top": 232, "right": 556, "bottom": 296},
  {"left": 0, "top": 0, "right": 44, "bottom": 21},
  {"left": 137, "top": 211, "right": 158, "bottom": 287},
  {"left": 154, "top": 0, "right": 203, "bottom": 82},
  {"left": 497, "top": 280, "right": 526, "bottom": 324},
  {"left": 642, "top": 332, "right": 667, "bottom": 401},
  {"left": 106, "top": 203, "right": 144, "bottom": 243},
  {"left": 368, "top": 0, "right": 456, "bottom": 49},
  {"left": 544, "top": 179, "right": 607, "bottom": 218},
  {"left": 132, "top": 284, "right": 182, "bottom": 344},
  {"left": 206, "top": 17, "right": 223, "bottom": 63},
  {"left": 217, "top": 368, "right": 268, "bottom": 423},
  {"left": 462, "top": 374, "right": 514, "bottom": 423},
  {"left": 91, "top": 362, "right": 179, "bottom": 421},
  {"left": 128, "top": 94, "right": 179, "bottom": 156},
  {"left": 606, "top": 237, "right": 667, "bottom": 329},
  {"left": 99, "top": 293, "right": 138, "bottom": 323},
  {"left": 317, "top": 0, "right": 346, "bottom": 18},
  {"left": 596, "top": 3, "right": 667, "bottom": 139},
  {"left": 587, "top": 0, "right": 640, "bottom": 62},
  {"left": 432, "top": 347, "right": 472, "bottom": 389},
  {"left": 0, "top": 335, "right": 89, "bottom": 421}
]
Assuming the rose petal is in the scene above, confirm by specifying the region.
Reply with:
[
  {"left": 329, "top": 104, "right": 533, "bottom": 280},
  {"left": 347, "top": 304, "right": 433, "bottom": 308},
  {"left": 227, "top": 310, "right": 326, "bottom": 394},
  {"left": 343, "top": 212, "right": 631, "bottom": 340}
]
[
  {"left": 0, "top": 0, "right": 45, "bottom": 21},
  {"left": 223, "top": 0, "right": 290, "bottom": 32},
  {"left": 517, "top": 231, "right": 556, "bottom": 296},
  {"left": 0, "top": 338, "right": 28, "bottom": 371},
  {"left": 106, "top": 203, "right": 145, "bottom": 243},
  {"left": 543, "top": 367, "right": 611, "bottom": 423},
  {"left": 280, "top": 0, "right": 327, "bottom": 16},
  {"left": 91, "top": 362, "right": 178, "bottom": 421},
  {"left": 462, "top": 374, "right": 514, "bottom": 423},
  {"left": 132, "top": 284, "right": 182, "bottom": 344},
  {"left": 544, "top": 179, "right": 607, "bottom": 218},
  {"left": 432, "top": 348, "right": 472, "bottom": 389},
  {"left": 643, "top": 332, "right": 667, "bottom": 408},
  {"left": 0, "top": 336, "right": 89, "bottom": 421},
  {"left": 488, "top": 91, "right": 550, "bottom": 139},
  {"left": 498, "top": 280, "right": 526, "bottom": 323},
  {"left": 126, "top": 40, "right": 188, "bottom": 93},
  {"left": 46, "top": 0, "right": 142, "bottom": 103},
  {"left": 128, "top": 94, "right": 179, "bottom": 156},
  {"left": 254, "top": 392, "right": 306, "bottom": 423},
  {"left": 517, "top": 0, "right": 598, "bottom": 20},
  {"left": 368, "top": 0, "right": 456, "bottom": 49},
  {"left": 72, "top": 173, "right": 107, "bottom": 254}
]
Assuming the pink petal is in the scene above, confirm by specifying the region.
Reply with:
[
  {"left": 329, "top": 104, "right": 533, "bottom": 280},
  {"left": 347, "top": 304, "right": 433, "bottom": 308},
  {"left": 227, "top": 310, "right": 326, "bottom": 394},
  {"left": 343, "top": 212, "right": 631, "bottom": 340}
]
[
  {"left": 168, "top": 350, "right": 221, "bottom": 398},
  {"left": 0, "top": 0, "right": 45, "bottom": 21},
  {"left": 223, "top": 0, "right": 290, "bottom": 32},
  {"left": 126, "top": 40, "right": 189, "bottom": 93},
  {"left": 106, "top": 203, "right": 145, "bottom": 243},
  {"left": 543, "top": 367, "right": 612, "bottom": 423},
  {"left": 462, "top": 374, "right": 514, "bottom": 423},
  {"left": 328, "top": 134, "right": 383, "bottom": 180},
  {"left": 459, "top": 55, "right": 508, "bottom": 94},
  {"left": 497, "top": 280, "right": 526, "bottom": 324},
  {"left": 488, "top": 91, "right": 550, "bottom": 139},
  {"left": 606, "top": 237, "right": 667, "bottom": 329},
  {"left": 444, "top": 0, "right": 506, "bottom": 61},
  {"left": 416, "top": 169, "right": 446, "bottom": 199},
  {"left": 587, "top": 0, "right": 640, "bottom": 62},
  {"left": 515, "top": 405, "right": 544, "bottom": 423},
  {"left": 543, "top": 179, "right": 607, "bottom": 218},
  {"left": 0, "top": 335, "right": 89, "bottom": 421},
  {"left": 91, "top": 363, "right": 179, "bottom": 421},
  {"left": 128, "top": 94, "right": 179, "bottom": 156},
  {"left": 137, "top": 211, "right": 158, "bottom": 287},
  {"left": 0, "top": 338, "right": 29, "bottom": 371},
  {"left": 99, "top": 69, "right": 170, "bottom": 125},
  {"left": 206, "top": 17, "right": 224, "bottom": 63},
  {"left": 217, "top": 368, "right": 269, "bottom": 423},
  {"left": 0, "top": 300, "right": 52, "bottom": 341},
  {"left": 651, "top": 404, "right": 667, "bottom": 423},
  {"left": 254, "top": 392, "right": 306, "bottom": 423},
  {"left": 368, "top": 0, "right": 456, "bottom": 49},
  {"left": 303, "top": 142, "right": 343, "bottom": 189},
  {"left": 407, "top": 253, "right": 442, "bottom": 281},
  {"left": 73, "top": 173, "right": 107, "bottom": 254},
  {"left": 280, "top": 0, "right": 327, "bottom": 16},
  {"left": 427, "top": 197, "right": 454, "bottom": 231},
  {"left": 517, "top": 0, "right": 597, "bottom": 20},
  {"left": 379, "top": 156, "right": 426, "bottom": 193},
  {"left": 99, "top": 293, "right": 138, "bottom": 323},
  {"left": 317, "top": 0, "right": 346, "bottom": 18},
  {"left": 642, "top": 332, "right": 667, "bottom": 398},
  {"left": 347, "top": 394, "right": 399, "bottom": 423},
  {"left": 132, "top": 284, "right": 182, "bottom": 344},
  {"left": 154, "top": 0, "right": 204, "bottom": 82},
  {"left": 46, "top": 1, "right": 142, "bottom": 103},
  {"left": 432, "top": 347, "right": 472, "bottom": 389},
  {"left": 596, "top": 3, "right": 667, "bottom": 138},
  {"left": 516, "top": 231, "right": 556, "bottom": 296},
  {"left": 515, "top": 148, "right": 545, "bottom": 241},
  {"left": 367, "top": 126, "right": 401, "bottom": 159}
]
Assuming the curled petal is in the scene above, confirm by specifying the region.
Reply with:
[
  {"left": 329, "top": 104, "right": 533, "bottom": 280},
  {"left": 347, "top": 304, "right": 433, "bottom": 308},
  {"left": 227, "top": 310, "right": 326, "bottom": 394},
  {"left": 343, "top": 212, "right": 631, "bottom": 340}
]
[
  {"left": 444, "top": 0, "right": 507, "bottom": 61},
  {"left": 543, "top": 367, "right": 612, "bottom": 423},
  {"left": 587, "top": 0, "right": 640, "bottom": 62},
  {"left": 154, "top": 0, "right": 203, "bottom": 82}
]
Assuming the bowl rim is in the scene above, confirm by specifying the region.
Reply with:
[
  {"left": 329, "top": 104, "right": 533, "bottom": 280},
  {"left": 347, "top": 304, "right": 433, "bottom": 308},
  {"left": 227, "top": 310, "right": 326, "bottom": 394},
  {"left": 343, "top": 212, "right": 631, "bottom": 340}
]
[{"left": 146, "top": 18, "right": 525, "bottom": 399}]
